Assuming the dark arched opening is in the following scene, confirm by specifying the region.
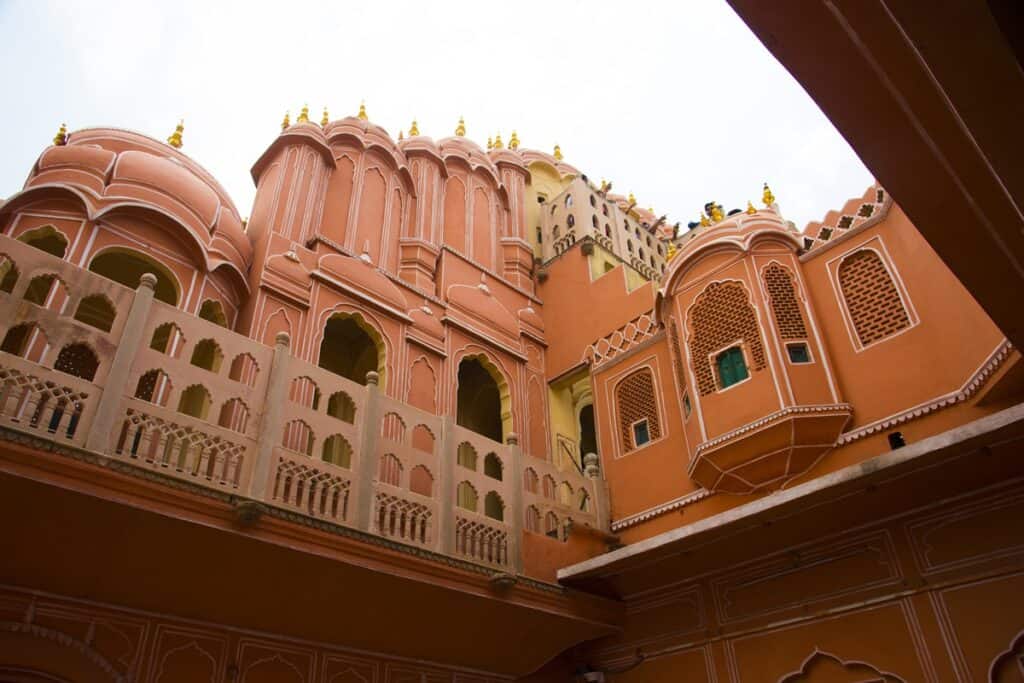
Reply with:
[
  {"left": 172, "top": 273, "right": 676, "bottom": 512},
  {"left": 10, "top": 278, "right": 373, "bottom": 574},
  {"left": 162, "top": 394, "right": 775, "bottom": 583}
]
[
  {"left": 456, "top": 358, "right": 503, "bottom": 442},
  {"left": 318, "top": 315, "right": 380, "bottom": 386},
  {"left": 18, "top": 225, "right": 67, "bottom": 258},
  {"left": 88, "top": 249, "right": 179, "bottom": 305},
  {"left": 579, "top": 403, "right": 597, "bottom": 457}
]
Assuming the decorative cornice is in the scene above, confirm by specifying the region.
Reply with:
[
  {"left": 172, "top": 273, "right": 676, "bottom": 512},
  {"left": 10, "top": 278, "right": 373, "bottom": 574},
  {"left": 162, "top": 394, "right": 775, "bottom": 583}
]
[
  {"left": 611, "top": 489, "right": 711, "bottom": 532},
  {"left": 838, "top": 339, "right": 1014, "bottom": 444},
  {"left": 694, "top": 403, "right": 853, "bottom": 455}
]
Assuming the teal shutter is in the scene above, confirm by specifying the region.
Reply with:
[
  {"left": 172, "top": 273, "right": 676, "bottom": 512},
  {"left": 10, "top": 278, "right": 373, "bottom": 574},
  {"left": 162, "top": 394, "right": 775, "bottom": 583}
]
[{"left": 717, "top": 347, "right": 749, "bottom": 388}]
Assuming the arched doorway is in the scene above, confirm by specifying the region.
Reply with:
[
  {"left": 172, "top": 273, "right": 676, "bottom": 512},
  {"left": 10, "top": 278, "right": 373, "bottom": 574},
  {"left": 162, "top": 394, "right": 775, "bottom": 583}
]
[
  {"left": 88, "top": 248, "right": 179, "bottom": 305},
  {"left": 18, "top": 225, "right": 67, "bottom": 258},
  {"left": 456, "top": 357, "right": 508, "bottom": 443},
  {"left": 578, "top": 403, "right": 597, "bottom": 458},
  {"left": 318, "top": 314, "right": 383, "bottom": 386}
]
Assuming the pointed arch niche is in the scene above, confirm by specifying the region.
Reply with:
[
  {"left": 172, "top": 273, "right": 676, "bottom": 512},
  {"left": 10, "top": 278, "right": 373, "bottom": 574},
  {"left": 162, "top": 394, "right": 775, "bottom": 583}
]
[
  {"left": 88, "top": 247, "right": 180, "bottom": 305},
  {"left": 318, "top": 312, "right": 386, "bottom": 387},
  {"left": 456, "top": 354, "right": 511, "bottom": 443}
]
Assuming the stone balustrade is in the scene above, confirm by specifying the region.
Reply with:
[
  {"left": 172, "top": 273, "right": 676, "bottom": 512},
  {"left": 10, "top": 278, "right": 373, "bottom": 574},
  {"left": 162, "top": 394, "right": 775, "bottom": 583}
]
[{"left": 0, "top": 234, "right": 603, "bottom": 573}]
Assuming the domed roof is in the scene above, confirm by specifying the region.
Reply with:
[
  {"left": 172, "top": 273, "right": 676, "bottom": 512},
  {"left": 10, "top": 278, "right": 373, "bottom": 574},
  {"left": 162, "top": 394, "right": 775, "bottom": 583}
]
[
  {"left": 409, "top": 303, "right": 444, "bottom": 340},
  {"left": 437, "top": 137, "right": 501, "bottom": 184}
]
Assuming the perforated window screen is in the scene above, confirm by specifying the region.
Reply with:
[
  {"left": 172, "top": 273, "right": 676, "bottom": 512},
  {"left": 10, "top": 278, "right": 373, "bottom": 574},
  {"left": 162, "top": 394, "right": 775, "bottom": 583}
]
[
  {"left": 838, "top": 250, "right": 910, "bottom": 346},
  {"left": 687, "top": 282, "right": 766, "bottom": 396},
  {"left": 764, "top": 264, "right": 808, "bottom": 340},
  {"left": 616, "top": 368, "right": 661, "bottom": 451}
]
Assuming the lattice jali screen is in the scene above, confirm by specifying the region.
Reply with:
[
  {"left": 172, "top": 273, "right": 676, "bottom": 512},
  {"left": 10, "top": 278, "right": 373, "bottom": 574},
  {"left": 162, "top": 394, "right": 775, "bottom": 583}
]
[
  {"left": 668, "top": 320, "right": 687, "bottom": 391},
  {"left": 687, "top": 281, "right": 767, "bottom": 395},
  {"left": 763, "top": 264, "right": 808, "bottom": 340},
  {"left": 838, "top": 250, "right": 910, "bottom": 346},
  {"left": 615, "top": 368, "right": 661, "bottom": 451}
]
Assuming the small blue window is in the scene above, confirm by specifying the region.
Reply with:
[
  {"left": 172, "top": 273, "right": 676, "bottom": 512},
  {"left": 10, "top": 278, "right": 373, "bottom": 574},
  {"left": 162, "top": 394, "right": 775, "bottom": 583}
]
[
  {"left": 716, "top": 346, "right": 749, "bottom": 389},
  {"left": 787, "top": 343, "right": 811, "bottom": 364},
  {"left": 632, "top": 419, "right": 651, "bottom": 448}
]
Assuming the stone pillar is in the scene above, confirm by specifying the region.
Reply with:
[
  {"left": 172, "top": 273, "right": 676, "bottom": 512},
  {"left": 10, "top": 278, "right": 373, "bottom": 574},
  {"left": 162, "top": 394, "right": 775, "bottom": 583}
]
[
  {"left": 506, "top": 432, "right": 524, "bottom": 573},
  {"left": 353, "top": 370, "right": 382, "bottom": 532},
  {"left": 584, "top": 452, "right": 612, "bottom": 533},
  {"left": 247, "top": 332, "right": 291, "bottom": 499},
  {"left": 437, "top": 415, "right": 456, "bottom": 554},
  {"left": 85, "top": 273, "right": 157, "bottom": 454}
]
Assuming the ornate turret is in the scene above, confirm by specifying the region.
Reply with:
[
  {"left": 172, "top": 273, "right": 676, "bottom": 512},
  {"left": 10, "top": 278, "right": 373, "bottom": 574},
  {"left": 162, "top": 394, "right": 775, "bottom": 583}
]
[
  {"left": 763, "top": 182, "right": 776, "bottom": 207},
  {"left": 357, "top": 101, "right": 368, "bottom": 121},
  {"left": 553, "top": 144, "right": 563, "bottom": 160},
  {"left": 409, "top": 119, "right": 419, "bottom": 136},
  {"left": 297, "top": 105, "right": 309, "bottom": 123},
  {"left": 281, "top": 111, "right": 290, "bottom": 131},
  {"left": 321, "top": 107, "right": 329, "bottom": 127},
  {"left": 166, "top": 120, "right": 184, "bottom": 148},
  {"left": 509, "top": 130, "right": 520, "bottom": 150},
  {"left": 52, "top": 123, "right": 67, "bottom": 146},
  {"left": 493, "top": 133, "right": 504, "bottom": 149},
  {"left": 455, "top": 116, "right": 466, "bottom": 137}
]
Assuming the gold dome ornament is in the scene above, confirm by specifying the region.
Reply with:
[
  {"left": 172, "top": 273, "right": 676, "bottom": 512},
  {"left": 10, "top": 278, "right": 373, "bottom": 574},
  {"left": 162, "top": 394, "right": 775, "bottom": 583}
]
[
  {"left": 357, "top": 101, "right": 367, "bottom": 121},
  {"left": 628, "top": 192, "right": 636, "bottom": 205},
  {"left": 398, "top": 130, "right": 404, "bottom": 140},
  {"left": 493, "top": 133, "right": 504, "bottom": 149},
  {"left": 746, "top": 200, "right": 757, "bottom": 215},
  {"left": 666, "top": 241, "right": 677, "bottom": 261},
  {"left": 762, "top": 182, "right": 776, "bottom": 207},
  {"left": 281, "top": 111, "right": 290, "bottom": 131},
  {"left": 52, "top": 122, "right": 68, "bottom": 146},
  {"left": 297, "top": 104, "right": 310, "bottom": 123},
  {"left": 321, "top": 106, "right": 329, "bottom": 127},
  {"left": 509, "top": 130, "right": 520, "bottom": 150},
  {"left": 699, "top": 212, "right": 710, "bottom": 227},
  {"left": 486, "top": 136, "right": 493, "bottom": 150},
  {"left": 455, "top": 116, "right": 466, "bottom": 137},
  {"left": 166, "top": 120, "right": 184, "bottom": 148},
  {"left": 409, "top": 119, "right": 419, "bottom": 136},
  {"left": 710, "top": 203, "right": 724, "bottom": 223},
  {"left": 553, "top": 144, "right": 563, "bottom": 160}
]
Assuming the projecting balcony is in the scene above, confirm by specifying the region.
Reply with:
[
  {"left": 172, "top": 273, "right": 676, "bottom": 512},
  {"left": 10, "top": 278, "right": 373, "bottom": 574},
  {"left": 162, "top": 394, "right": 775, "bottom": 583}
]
[{"left": 0, "top": 233, "right": 602, "bottom": 575}]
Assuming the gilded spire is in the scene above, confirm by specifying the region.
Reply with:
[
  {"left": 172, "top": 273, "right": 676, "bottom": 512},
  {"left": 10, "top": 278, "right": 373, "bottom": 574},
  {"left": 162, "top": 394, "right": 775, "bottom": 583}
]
[
  {"left": 746, "top": 200, "right": 757, "bottom": 215},
  {"left": 398, "top": 129, "right": 404, "bottom": 140},
  {"left": 553, "top": 144, "right": 563, "bottom": 161},
  {"left": 666, "top": 242, "right": 677, "bottom": 261},
  {"left": 281, "top": 111, "right": 291, "bottom": 131},
  {"left": 409, "top": 119, "right": 419, "bottom": 136},
  {"left": 52, "top": 123, "right": 67, "bottom": 146},
  {"left": 493, "top": 133, "right": 504, "bottom": 149},
  {"left": 628, "top": 191, "right": 636, "bottom": 205},
  {"left": 486, "top": 136, "right": 493, "bottom": 150},
  {"left": 357, "top": 101, "right": 367, "bottom": 121},
  {"left": 710, "top": 203, "right": 724, "bottom": 223},
  {"left": 166, "top": 119, "right": 184, "bottom": 148},
  {"left": 297, "top": 105, "right": 309, "bottom": 123},
  {"left": 762, "top": 182, "right": 775, "bottom": 207},
  {"left": 455, "top": 116, "right": 466, "bottom": 136},
  {"left": 509, "top": 130, "right": 520, "bottom": 150},
  {"left": 699, "top": 212, "right": 710, "bottom": 227},
  {"left": 321, "top": 106, "right": 329, "bottom": 127}
]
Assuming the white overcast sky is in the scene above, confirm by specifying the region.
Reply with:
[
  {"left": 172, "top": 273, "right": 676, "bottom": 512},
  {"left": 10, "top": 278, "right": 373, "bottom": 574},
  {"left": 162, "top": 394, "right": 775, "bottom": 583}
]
[{"left": 0, "top": 0, "right": 873, "bottom": 232}]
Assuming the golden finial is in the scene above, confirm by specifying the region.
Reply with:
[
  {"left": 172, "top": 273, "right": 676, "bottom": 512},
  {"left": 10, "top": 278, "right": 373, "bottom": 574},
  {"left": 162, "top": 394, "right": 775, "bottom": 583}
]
[
  {"left": 297, "top": 105, "right": 310, "bottom": 123},
  {"left": 553, "top": 144, "right": 563, "bottom": 161},
  {"left": 455, "top": 116, "right": 466, "bottom": 137},
  {"left": 509, "top": 130, "right": 520, "bottom": 150},
  {"left": 710, "top": 203, "right": 724, "bottom": 223},
  {"left": 398, "top": 129, "right": 404, "bottom": 140},
  {"left": 600, "top": 178, "right": 607, "bottom": 191},
  {"left": 746, "top": 200, "right": 756, "bottom": 215},
  {"left": 762, "top": 182, "right": 775, "bottom": 207},
  {"left": 409, "top": 119, "right": 419, "bottom": 136},
  {"left": 628, "top": 191, "right": 636, "bottom": 205},
  {"left": 493, "top": 133, "right": 504, "bottom": 149},
  {"left": 699, "top": 212, "right": 710, "bottom": 227},
  {"left": 486, "top": 136, "right": 493, "bottom": 150},
  {"left": 357, "top": 101, "right": 367, "bottom": 121},
  {"left": 666, "top": 242, "right": 677, "bottom": 261},
  {"left": 281, "top": 111, "right": 290, "bottom": 131},
  {"left": 321, "top": 106, "right": 329, "bottom": 127},
  {"left": 166, "top": 119, "right": 184, "bottom": 148},
  {"left": 52, "top": 123, "right": 67, "bottom": 146}
]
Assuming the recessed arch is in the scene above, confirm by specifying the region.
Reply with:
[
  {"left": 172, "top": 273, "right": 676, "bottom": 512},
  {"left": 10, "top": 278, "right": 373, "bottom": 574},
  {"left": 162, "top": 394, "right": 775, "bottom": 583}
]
[
  {"left": 17, "top": 224, "right": 68, "bottom": 258},
  {"left": 318, "top": 312, "right": 386, "bottom": 386},
  {"left": 73, "top": 294, "right": 116, "bottom": 332},
  {"left": 54, "top": 343, "right": 99, "bottom": 381},
  {"left": 198, "top": 299, "right": 228, "bottom": 327},
  {"left": 456, "top": 353, "right": 511, "bottom": 443},
  {"left": 484, "top": 491, "right": 505, "bottom": 521},
  {"left": 87, "top": 247, "right": 180, "bottom": 305}
]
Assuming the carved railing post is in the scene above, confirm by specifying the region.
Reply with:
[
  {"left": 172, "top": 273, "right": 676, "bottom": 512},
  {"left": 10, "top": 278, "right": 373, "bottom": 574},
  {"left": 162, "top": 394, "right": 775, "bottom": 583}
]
[
  {"left": 437, "top": 415, "right": 456, "bottom": 554},
  {"left": 84, "top": 273, "right": 157, "bottom": 454},
  {"left": 584, "top": 452, "right": 611, "bottom": 533},
  {"left": 247, "top": 332, "right": 291, "bottom": 499},
  {"left": 354, "top": 370, "right": 382, "bottom": 532},
  {"left": 506, "top": 432, "right": 524, "bottom": 573}
]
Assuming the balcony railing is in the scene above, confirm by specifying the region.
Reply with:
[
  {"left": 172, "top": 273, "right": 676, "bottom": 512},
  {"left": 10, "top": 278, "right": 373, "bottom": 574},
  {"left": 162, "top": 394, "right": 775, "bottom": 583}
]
[{"left": 0, "top": 234, "right": 605, "bottom": 573}]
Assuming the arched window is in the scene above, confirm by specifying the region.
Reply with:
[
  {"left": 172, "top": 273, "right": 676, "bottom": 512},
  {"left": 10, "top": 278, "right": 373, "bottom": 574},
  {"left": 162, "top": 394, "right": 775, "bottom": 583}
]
[
  {"left": 319, "top": 314, "right": 382, "bottom": 386},
  {"left": 483, "top": 453, "right": 503, "bottom": 480},
  {"left": 54, "top": 343, "right": 99, "bottom": 381},
  {"left": 218, "top": 398, "right": 250, "bottom": 433},
  {"left": 484, "top": 492, "right": 504, "bottom": 521},
  {"left": 565, "top": 195, "right": 573, "bottom": 207},
  {"left": 589, "top": 194, "right": 596, "bottom": 207},
  {"left": 579, "top": 490, "right": 593, "bottom": 513},
  {"left": 627, "top": 240, "right": 633, "bottom": 253},
  {"left": 687, "top": 281, "right": 766, "bottom": 396},
  {"left": 542, "top": 474, "right": 556, "bottom": 499},
  {"left": 322, "top": 434, "right": 353, "bottom": 468},
  {"left": 228, "top": 353, "right": 259, "bottom": 386},
  {"left": 381, "top": 412, "right": 406, "bottom": 442},
  {"left": 88, "top": 249, "right": 178, "bottom": 305},
  {"left": 378, "top": 453, "right": 402, "bottom": 486},
  {"left": 567, "top": 214, "right": 575, "bottom": 228},
  {"left": 716, "top": 346, "right": 748, "bottom": 389},
  {"left": 0, "top": 256, "right": 19, "bottom": 293},
  {"left": 282, "top": 419, "right": 314, "bottom": 455},
  {"left": 74, "top": 294, "right": 116, "bottom": 332},
  {"left": 177, "top": 384, "right": 212, "bottom": 420},
  {"left": 18, "top": 225, "right": 67, "bottom": 258},
  {"left": 1, "top": 323, "right": 42, "bottom": 359},
  {"left": 456, "top": 442, "right": 477, "bottom": 470},
  {"left": 412, "top": 424, "right": 435, "bottom": 454},
  {"left": 763, "top": 263, "right": 807, "bottom": 340},
  {"left": 558, "top": 481, "right": 574, "bottom": 506},
  {"left": 523, "top": 467, "right": 539, "bottom": 493},
  {"left": 592, "top": 215, "right": 598, "bottom": 228},
  {"left": 326, "top": 391, "right": 356, "bottom": 423},
  {"left": 604, "top": 224, "right": 611, "bottom": 237},
  {"left": 456, "top": 481, "right": 477, "bottom": 511},
  {"left": 578, "top": 404, "right": 597, "bottom": 459},
  {"left": 150, "top": 322, "right": 185, "bottom": 357},
  {"left": 289, "top": 376, "right": 321, "bottom": 410},
  {"left": 615, "top": 368, "right": 662, "bottom": 452},
  {"left": 545, "top": 512, "right": 561, "bottom": 540},
  {"left": 456, "top": 357, "right": 506, "bottom": 442},
  {"left": 134, "top": 369, "right": 173, "bottom": 406},
  {"left": 198, "top": 299, "right": 228, "bottom": 327},
  {"left": 838, "top": 249, "right": 911, "bottom": 346},
  {"left": 525, "top": 505, "right": 541, "bottom": 532},
  {"left": 190, "top": 339, "right": 224, "bottom": 373},
  {"left": 409, "top": 465, "right": 433, "bottom": 497},
  {"left": 23, "top": 274, "right": 65, "bottom": 307},
  {"left": 553, "top": 226, "right": 560, "bottom": 239}
]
